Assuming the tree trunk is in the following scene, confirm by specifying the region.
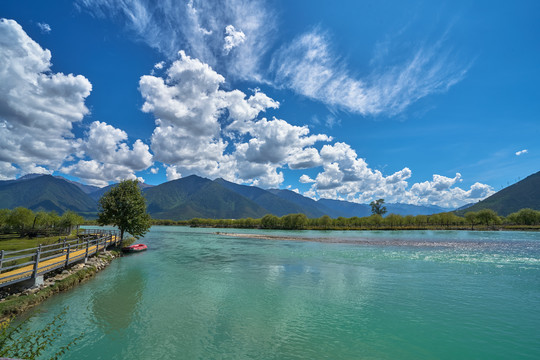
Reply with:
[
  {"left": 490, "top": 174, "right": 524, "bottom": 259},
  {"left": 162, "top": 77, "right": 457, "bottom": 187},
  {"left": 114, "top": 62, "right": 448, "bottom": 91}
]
[{"left": 120, "top": 229, "right": 124, "bottom": 242}]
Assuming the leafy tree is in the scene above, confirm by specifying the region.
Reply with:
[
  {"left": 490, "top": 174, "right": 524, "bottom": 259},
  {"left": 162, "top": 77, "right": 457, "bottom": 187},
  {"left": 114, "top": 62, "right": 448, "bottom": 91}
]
[
  {"left": 506, "top": 208, "right": 540, "bottom": 225},
  {"left": 464, "top": 211, "right": 478, "bottom": 230},
  {"left": 59, "top": 211, "right": 84, "bottom": 233},
  {"left": 369, "top": 199, "right": 387, "bottom": 216},
  {"left": 0, "top": 208, "right": 11, "bottom": 228},
  {"left": 403, "top": 215, "right": 415, "bottom": 226},
  {"left": 281, "top": 213, "right": 308, "bottom": 230},
  {"left": 366, "top": 214, "right": 383, "bottom": 227},
  {"left": 261, "top": 214, "right": 280, "bottom": 229},
  {"left": 34, "top": 211, "right": 60, "bottom": 229},
  {"left": 335, "top": 216, "right": 348, "bottom": 228},
  {"left": 318, "top": 215, "right": 332, "bottom": 229},
  {"left": 414, "top": 215, "right": 428, "bottom": 226},
  {"left": 476, "top": 209, "right": 500, "bottom": 226},
  {"left": 384, "top": 213, "right": 402, "bottom": 227},
  {"left": 428, "top": 214, "right": 442, "bottom": 226},
  {"left": 97, "top": 180, "right": 151, "bottom": 241},
  {"left": 7, "top": 207, "right": 35, "bottom": 235}
]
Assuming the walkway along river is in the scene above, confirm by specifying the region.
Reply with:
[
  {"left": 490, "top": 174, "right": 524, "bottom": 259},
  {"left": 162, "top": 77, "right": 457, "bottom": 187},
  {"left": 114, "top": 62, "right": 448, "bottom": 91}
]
[{"left": 0, "top": 229, "right": 119, "bottom": 289}]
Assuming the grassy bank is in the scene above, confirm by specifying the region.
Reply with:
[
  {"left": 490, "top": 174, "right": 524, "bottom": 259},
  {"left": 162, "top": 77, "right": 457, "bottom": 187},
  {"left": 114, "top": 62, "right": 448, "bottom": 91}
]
[
  {"left": 0, "top": 251, "right": 119, "bottom": 322},
  {"left": 0, "top": 233, "right": 78, "bottom": 252}
]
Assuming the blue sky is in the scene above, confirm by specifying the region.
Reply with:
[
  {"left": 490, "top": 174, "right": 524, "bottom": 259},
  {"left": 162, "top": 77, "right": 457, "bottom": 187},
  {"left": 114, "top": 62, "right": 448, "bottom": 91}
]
[{"left": 0, "top": 0, "right": 538, "bottom": 208}]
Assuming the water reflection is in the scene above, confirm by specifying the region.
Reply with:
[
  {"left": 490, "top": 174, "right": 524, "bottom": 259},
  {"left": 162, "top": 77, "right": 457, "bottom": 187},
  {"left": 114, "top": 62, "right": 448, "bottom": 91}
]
[{"left": 91, "top": 263, "right": 146, "bottom": 333}]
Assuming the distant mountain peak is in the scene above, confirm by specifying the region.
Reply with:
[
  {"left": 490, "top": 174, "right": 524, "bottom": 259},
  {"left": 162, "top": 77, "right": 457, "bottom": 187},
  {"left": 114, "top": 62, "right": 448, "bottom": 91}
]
[{"left": 18, "top": 173, "right": 50, "bottom": 181}]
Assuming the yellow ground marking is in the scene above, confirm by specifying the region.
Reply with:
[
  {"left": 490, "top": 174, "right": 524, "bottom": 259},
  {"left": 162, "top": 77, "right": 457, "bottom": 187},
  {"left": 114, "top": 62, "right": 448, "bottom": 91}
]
[{"left": 0, "top": 235, "right": 118, "bottom": 286}]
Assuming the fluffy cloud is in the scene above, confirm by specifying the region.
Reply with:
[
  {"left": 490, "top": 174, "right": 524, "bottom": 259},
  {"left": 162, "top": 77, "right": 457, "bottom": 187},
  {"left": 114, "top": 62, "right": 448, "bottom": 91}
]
[
  {"left": 0, "top": 18, "right": 92, "bottom": 178},
  {"left": 515, "top": 149, "right": 528, "bottom": 156},
  {"left": 301, "top": 142, "right": 493, "bottom": 208},
  {"left": 165, "top": 165, "right": 182, "bottom": 181},
  {"left": 406, "top": 175, "right": 494, "bottom": 208},
  {"left": 141, "top": 52, "right": 300, "bottom": 186},
  {"left": 61, "top": 121, "right": 153, "bottom": 186},
  {"left": 62, "top": 160, "right": 145, "bottom": 187},
  {"left": 272, "top": 29, "right": 468, "bottom": 116},
  {"left": 0, "top": 161, "right": 18, "bottom": 180},
  {"left": 140, "top": 51, "right": 237, "bottom": 180},
  {"left": 230, "top": 118, "right": 329, "bottom": 187},
  {"left": 223, "top": 25, "right": 246, "bottom": 54},
  {"left": 230, "top": 117, "right": 329, "bottom": 165},
  {"left": 139, "top": 52, "right": 331, "bottom": 187},
  {"left": 299, "top": 174, "right": 315, "bottom": 184}
]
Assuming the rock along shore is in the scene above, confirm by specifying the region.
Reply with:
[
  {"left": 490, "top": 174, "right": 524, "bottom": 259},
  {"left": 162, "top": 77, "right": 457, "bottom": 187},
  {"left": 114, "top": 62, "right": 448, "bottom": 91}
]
[{"left": 0, "top": 250, "right": 120, "bottom": 322}]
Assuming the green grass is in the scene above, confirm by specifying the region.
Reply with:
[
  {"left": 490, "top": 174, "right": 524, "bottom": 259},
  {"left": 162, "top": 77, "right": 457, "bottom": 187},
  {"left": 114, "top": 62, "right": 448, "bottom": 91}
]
[{"left": 0, "top": 233, "right": 78, "bottom": 252}]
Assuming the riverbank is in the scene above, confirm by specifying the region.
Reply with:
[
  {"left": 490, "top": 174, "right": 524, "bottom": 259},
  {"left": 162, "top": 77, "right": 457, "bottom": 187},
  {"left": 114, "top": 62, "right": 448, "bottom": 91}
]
[{"left": 0, "top": 250, "right": 119, "bottom": 322}]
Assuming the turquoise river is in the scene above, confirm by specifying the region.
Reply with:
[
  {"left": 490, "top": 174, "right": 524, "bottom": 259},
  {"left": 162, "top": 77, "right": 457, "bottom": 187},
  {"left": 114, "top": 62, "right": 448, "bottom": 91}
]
[{"left": 22, "top": 226, "right": 540, "bottom": 359}]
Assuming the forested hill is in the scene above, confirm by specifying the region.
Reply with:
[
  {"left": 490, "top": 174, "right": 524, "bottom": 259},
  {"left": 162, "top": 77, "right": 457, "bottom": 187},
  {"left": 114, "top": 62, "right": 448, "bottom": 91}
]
[
  {"left": 0, "top": 175, "right": 97, "bottom": 217},
  {"left": 455, "top": 171, "right": 540, "bottom": 216},
  {"left": 1, "top": 174, "right": 454, "bottom": 220}
]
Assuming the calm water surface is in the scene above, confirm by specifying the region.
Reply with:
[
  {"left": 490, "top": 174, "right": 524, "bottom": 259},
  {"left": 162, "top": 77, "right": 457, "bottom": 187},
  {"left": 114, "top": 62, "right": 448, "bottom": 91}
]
[{"left": 27, "top": 227, "right": 540, "bottom": 359}]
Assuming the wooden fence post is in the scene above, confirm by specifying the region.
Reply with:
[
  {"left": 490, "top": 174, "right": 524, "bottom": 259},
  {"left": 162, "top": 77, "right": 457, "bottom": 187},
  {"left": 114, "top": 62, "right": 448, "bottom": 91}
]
[
  {"left": 85, "top": 236, "right": 90, "bottom": 262},
  {"left": 65, "top": 244, "right": 71, "bottom": 267},
  {"left": 0, "top": 250, "right": 4, "bottom": 271},
  {"left": 32, "top": 245, "right": 42, "bottom": 279}
]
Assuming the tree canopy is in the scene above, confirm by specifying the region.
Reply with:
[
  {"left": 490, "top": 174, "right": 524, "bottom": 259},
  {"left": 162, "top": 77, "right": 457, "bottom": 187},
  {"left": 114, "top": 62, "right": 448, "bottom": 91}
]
[
  {"left": 370, "top": 199, "right": 387, "bottom": 216},
  {"left": 97, "top": 180, "right": 151, "bottom": 240}
]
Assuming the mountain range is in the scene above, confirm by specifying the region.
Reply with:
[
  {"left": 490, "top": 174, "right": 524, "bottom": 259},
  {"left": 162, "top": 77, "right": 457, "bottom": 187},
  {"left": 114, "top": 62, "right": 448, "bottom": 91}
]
[
  {"left": 5, "top": 172, "right": 537, "bottom": 220},
  {"left": 454, "top": 170, "right": 540, "bottom": 216}
]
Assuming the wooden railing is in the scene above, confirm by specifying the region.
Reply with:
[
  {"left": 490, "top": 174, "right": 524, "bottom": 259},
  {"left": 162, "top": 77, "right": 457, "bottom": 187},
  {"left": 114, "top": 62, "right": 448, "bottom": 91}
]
[{"left": 0, "top": 229, "right": 120, "bottom": 288}]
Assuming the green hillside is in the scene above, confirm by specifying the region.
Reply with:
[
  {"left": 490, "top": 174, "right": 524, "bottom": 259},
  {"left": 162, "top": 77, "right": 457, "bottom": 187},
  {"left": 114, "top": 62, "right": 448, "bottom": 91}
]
[
  {"left": 268, "top": 189, "right": 329, "bottom": 217},
  {"left": 0, "top": 175, "right": 97, "bottom": 214},
  {"left": 144, "top": 175, "right": 268, "bottom": 220},
  {"left": 214, "top": 178, "right": 311, "bottom": 216},
  {"left": 455, "top": 171, "right": 540, "bottom": 216}
]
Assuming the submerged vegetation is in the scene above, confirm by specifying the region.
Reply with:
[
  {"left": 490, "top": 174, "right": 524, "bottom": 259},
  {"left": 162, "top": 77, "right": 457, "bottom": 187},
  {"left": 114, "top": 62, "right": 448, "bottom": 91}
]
[{"left": 0, "top": 307, "right": 82, "bottom": 360}]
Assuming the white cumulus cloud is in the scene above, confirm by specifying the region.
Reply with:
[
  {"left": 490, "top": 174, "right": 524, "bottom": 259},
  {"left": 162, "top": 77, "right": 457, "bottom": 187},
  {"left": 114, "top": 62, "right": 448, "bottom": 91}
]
[
  {"left": 0, "top": 18, "right": 92, "bottom": 178},
  {"left": 223, "top": 25, "right": 246, "bottom": 54},
  {"left": 61, "top": 121, "right": 153, "bottom": 186},
  {"left": 139, "top": 51, "right": 329, "bottom": 188},
  {"left": 302, "top": 141, "right": 493, "bottom": 208},
  {"left": 515, "top": 149, "right": 528, "bottom": 156}
]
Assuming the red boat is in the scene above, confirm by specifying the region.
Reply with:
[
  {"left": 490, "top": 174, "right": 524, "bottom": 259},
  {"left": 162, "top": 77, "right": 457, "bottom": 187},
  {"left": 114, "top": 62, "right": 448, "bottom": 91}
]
[{"left": 122, "top": 244, "right": 148, "bottom": 253}]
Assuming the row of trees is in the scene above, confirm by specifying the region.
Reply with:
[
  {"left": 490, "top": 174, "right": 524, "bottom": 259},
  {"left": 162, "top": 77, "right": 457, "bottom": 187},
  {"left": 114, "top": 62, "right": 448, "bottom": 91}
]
[
  {"left": 0, "top": 207, "right": 84, "bottom": 237},
  {"left": 162, "top": 208, "right": 540, "bottom": 230}
]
